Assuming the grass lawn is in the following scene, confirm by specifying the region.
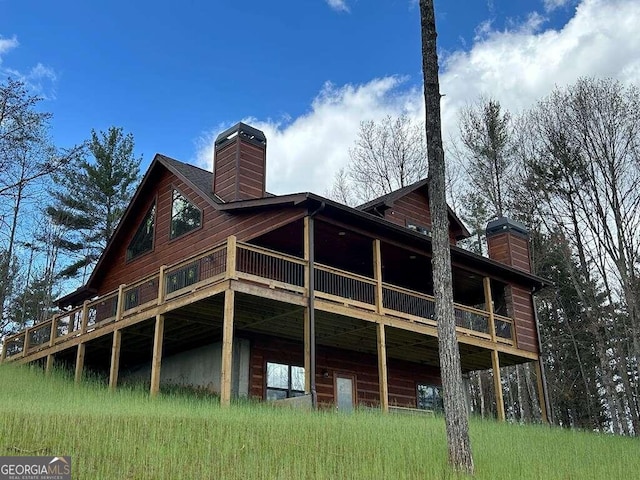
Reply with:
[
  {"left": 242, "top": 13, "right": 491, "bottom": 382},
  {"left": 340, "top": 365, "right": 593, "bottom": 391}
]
[{"left": 0, "top": 363, "right": 637, "bottom": 479}]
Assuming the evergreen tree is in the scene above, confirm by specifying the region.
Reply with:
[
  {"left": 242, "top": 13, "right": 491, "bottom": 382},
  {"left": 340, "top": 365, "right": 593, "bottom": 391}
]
[{"left": 48, "top": 127, "right": 141, "bottom": 281}]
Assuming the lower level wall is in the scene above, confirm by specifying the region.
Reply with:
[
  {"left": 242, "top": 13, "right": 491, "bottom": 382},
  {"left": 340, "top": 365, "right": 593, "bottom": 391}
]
[
  {"left": 121, "top": 339, "right": 250, "bottom": 397},
  {"left": 120, "top": 333, "right": 441, "bottom": 409},
  {"left": 247, "top": 333, "right": 441, "bottom": 409}
]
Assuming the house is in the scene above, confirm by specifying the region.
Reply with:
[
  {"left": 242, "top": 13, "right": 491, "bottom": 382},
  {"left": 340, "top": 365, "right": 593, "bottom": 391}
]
[{"left": 1, "top": 122, "right": 550, "bottom": 420}]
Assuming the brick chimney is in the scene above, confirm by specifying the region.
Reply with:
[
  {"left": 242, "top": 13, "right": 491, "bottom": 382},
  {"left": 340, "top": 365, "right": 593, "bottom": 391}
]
[
  {"left": 486, "top": 217, "right": 531, "bottom": 273},
  {"left": 213, "top": 122, "right": 267, "bottom": 202}
]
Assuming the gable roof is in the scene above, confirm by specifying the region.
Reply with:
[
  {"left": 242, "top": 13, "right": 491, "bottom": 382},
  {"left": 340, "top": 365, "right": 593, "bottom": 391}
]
[
  {"left": 356, "top": 178, "right": 470, "bottom": 240},
  {"left": 57, "top": 154, "right": 546, "bottom": 307}
]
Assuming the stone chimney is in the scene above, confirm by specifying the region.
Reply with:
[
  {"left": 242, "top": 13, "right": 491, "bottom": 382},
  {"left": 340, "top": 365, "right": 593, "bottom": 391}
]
[
  {"left": 213, "top": 122, "right": 267, "bottom": 202},
  {"left": 485, "top": 217, "right": 531, "bottom": 273}
]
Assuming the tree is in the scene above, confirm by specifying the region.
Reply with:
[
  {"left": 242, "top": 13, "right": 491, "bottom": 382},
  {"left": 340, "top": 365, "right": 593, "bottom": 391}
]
[
  {"left": 0, "top": 78, "right": 80, "bottom": 333},
  {"left": 48, "top": 127, "right": 141, "bottom": 281},
  {"left": 420, "top": 0, "right": 474, "bottom": 473},
  {"left": 345, "top": 114, "right": 427, "bottom": 203},
  {"left": 519, "top": 77, "right": 640, "bottom": 435},
  {"left": 458, "top": 98, "right": 515, "bottom": 218}
]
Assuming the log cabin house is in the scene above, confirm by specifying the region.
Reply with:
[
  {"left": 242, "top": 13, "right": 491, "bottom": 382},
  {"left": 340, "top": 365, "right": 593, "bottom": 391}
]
[{"left": 1, "top": 122, "right": 550, "bottom": 420}]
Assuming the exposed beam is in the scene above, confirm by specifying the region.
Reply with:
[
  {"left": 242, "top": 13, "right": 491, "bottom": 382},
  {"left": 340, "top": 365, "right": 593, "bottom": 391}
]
[
  {"left": 150, "top": 314, "right": 165, "bottom": 396},
  {"left": 220, "top": 289, "right": 235, "bottom": 407}
]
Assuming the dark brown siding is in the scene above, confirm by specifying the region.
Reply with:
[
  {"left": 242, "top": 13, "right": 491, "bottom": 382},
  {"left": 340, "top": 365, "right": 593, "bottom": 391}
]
[
  {"left": 487, "top": 232, "right": 531, "bottom": 273},
  {"left": 383, "top": 190, "right": 457, "bottom": 243},
  {"left": 248, "top": 334, "right": 441, "bottom": 408},
  {"left": 508, "top": 285, "right": 538, "bottom": 353},
  {"left": 95, "top": 166, "right": 304, "bottom": 294}
]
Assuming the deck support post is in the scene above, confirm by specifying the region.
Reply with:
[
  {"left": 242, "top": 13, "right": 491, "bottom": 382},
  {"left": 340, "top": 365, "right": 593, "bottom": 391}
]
[
  {"left": 534, "top": 360, "right": 549, "bottom": 424},
  {"left": 45, "top": 354, "right": 54, "bottom": 375},
  {"left": 75, "top": 343, "right": 85, "bottom": 383},
  {"left": 376, "top": 322, "right": 389, "bottom": 413},
  {"left": 492, "top": 349, "right": 505, "bottom": 421},
  {"left": 303, "top": 308, "right": 311, "bottom": 393},
  {"left": 304, "top": 214, "right": 318, "bottom": 408},
  {"left": 220, "top": 289, "right": 235, "bottom": 407},
  {"left": 0, "top": 340, "right": 7, "bottom": 363},
  {"left": 109, "top": 329, "right": 122, "bottom": 390},
  {"left": 150, "top": 314, "right": 165, "bottom": 396}
]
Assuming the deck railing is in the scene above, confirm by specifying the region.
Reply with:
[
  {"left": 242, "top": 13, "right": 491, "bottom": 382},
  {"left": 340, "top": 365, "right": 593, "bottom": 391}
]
[{"left": 1, "top": 236, "right": 516, "bottom": 360}]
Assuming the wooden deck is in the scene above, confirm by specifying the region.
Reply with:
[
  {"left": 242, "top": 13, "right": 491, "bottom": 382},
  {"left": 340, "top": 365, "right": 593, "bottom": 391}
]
[
  {"left": 1, "top": 235, "right": 530, "bottom": 365},
  {"left": 0, "top": 233, "right": 545, "bottom": 421}
]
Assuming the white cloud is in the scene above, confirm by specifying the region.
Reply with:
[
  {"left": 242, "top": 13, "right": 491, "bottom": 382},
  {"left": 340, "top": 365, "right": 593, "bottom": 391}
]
[
  {"left": 543, "top": 0, "right": 575, "bottom": 12},
  {"left": 196, "top": 77, "right": 422, "bottom": 195},
  {"left": 196, "top": 0, "right": 640, "bottom": 197},
  {"left": 0, "top": 35, "right": 19, "bottom": 63},
  {"left": 326, "top": 0, "right": 350, "bottom": 13}
]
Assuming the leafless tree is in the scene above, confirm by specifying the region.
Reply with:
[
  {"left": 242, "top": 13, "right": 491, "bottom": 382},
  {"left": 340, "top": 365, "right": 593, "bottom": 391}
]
[
  {"left": 346, "top": 114, "right": 426, "bottom": 203},
  {"left": 420, "top": 0, "right": 474, "bottom": 473}
]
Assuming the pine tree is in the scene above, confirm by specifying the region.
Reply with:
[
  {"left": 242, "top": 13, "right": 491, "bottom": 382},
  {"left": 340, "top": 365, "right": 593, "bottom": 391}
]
[{"left": 48, "top": 127, "right": 141, "bottom": 281}]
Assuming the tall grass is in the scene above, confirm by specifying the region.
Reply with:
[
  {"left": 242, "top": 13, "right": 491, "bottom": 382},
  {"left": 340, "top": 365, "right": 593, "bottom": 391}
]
[{"left": 0, "top": 364, "right": 637, "bottom": 479}]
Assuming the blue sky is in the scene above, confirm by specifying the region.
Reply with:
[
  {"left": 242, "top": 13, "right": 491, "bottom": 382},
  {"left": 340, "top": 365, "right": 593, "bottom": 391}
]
[{"left": 1, "top": 0, "right": 639, "bottom": 195}]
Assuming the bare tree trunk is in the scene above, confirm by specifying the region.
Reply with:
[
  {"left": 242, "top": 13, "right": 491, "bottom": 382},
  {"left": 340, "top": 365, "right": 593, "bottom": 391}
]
[{"left": 420, "top": 0, "right": 474, "bottom": 474}]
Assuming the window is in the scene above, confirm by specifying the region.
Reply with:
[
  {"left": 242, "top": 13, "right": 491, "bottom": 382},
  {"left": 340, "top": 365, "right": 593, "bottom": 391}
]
[
  {"left": 127, "top": 203, "right": 156, "bottom": 260},
  {"left": 171, "top": 189, "right": 202, "bottom": 239},
  {"left": 407, "top": 221, "right": 431, "bottom": 237},
  {"left": 266, "top": 362, "right": 305, "bottom": 400},
  {"left": 417, "top": 383, "right": 443, "bottom": 412}
]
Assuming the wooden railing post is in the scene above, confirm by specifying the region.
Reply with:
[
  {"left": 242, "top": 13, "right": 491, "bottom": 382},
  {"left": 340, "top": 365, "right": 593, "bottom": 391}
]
[
  {"left": 115, "top": 284, "right": 125, "bottom": 322},
  {"left": 158, "top": 265, "right": 166, "bottom": 305},
  {"left": 81, "top": 300, "right": 89, "bottom": 334},
  {"left": 226, "top": 236, "right": 237, "bottom": 280},
  {"left": 49, "top": 315, "right": 58, "bottom": 347},
  {"left": 0, "top": 338, "right": 7, "bottom": 363},
  {"left": 23, "top": 328, "right": 30, "bottom": 355},
  {"left": 304, "top": 218, "right": 310, "bottom": 296},
  {"left": 373, "top": 239, "right": 384, "bottom": 315},
  {"left": 483, "top": 277, "right": 497, "bottom": 343}
]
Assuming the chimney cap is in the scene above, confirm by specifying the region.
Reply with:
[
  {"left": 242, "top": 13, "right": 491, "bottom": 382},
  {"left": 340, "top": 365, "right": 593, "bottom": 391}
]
[
  {"left": 486, "top": 217, "right": 529, "bottom": 237},
  {"left": 215, "top": 122, "right": 266, "bottom": 148}
]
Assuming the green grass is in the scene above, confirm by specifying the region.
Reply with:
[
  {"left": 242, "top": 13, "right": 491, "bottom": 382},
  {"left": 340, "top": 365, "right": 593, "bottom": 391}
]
[{"left": 0, "top": 364, "right": 637, "bottom": 479}]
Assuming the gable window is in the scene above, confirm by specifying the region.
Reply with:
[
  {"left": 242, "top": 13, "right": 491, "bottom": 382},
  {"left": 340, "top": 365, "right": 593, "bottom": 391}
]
[
  {"left": 266, "top": 362, "right": 305, "bottom": 400},
  {"left": 126, "top": 203, "right": 156, "bottom": 261},
  {"left": 171, "top": 189, "right": 202, "bottom": 239},
  {"left": 407, "top": 222, "right": 431, "bottom": 237},
  {"left": 417, "top": 383, "right": 443, "bottom": 412}
]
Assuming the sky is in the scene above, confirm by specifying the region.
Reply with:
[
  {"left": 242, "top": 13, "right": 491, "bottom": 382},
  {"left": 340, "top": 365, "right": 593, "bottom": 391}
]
[{"left": 1, "top": 0, "right": 639, "bottom": 197}]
